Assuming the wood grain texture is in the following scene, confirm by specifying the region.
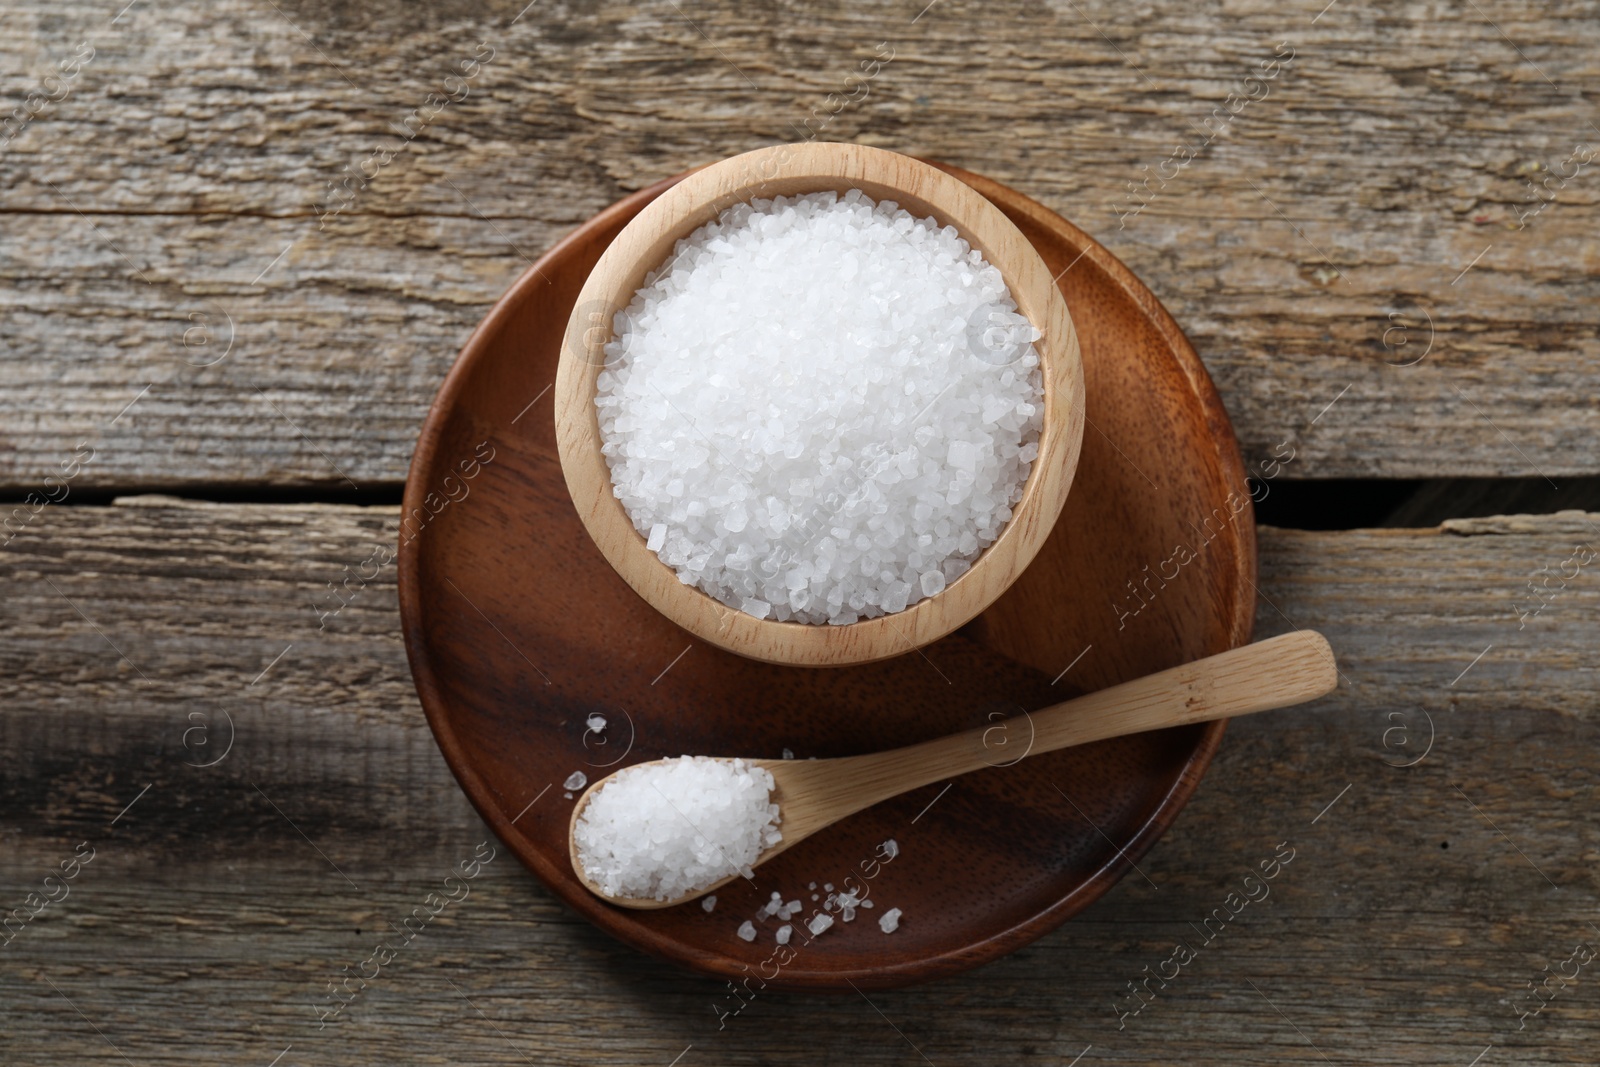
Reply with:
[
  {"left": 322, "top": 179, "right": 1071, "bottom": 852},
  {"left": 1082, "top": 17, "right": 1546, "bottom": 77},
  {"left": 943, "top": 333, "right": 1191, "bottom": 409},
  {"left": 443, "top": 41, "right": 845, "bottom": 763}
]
[
  {"left": 2, "top": 497, "right": 1598, "bottom": 1062},
  {"left": 1258, "top": 509, "right": 1600, "bottom": 719},
  {"left": 4, "top": 0, "right": 1600, "bottom": 487},
  {"left": 552, "top": 143, "right": 1085, "bottom": 666}
]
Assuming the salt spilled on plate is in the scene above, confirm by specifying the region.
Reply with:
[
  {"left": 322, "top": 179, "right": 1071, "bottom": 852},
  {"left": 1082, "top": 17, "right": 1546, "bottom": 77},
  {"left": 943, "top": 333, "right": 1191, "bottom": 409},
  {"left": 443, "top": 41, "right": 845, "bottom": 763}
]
[
  {"left": 730, "top": 853, "right": 902, "bottom": 943},
  {"left": 595, "top": 190, "right": 1045, "bottom": 626},
  {"left": 572, "top": 757, "right": 782, "bottom": 902}
]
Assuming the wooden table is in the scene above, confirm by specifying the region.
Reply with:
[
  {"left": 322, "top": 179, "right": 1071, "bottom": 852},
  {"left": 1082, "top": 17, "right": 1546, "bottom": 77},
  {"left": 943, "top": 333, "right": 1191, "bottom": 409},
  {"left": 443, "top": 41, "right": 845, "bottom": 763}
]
[{"left": 4, "top": 1, "right": 1597, "bottom": 1062}]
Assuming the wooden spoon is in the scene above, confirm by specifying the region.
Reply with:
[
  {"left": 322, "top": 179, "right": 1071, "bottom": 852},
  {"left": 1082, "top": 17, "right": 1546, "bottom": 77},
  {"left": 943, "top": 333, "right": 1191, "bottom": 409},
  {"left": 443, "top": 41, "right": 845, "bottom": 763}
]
[{"left": 569, "top": 630, "right": 1337, "bottom": 908}]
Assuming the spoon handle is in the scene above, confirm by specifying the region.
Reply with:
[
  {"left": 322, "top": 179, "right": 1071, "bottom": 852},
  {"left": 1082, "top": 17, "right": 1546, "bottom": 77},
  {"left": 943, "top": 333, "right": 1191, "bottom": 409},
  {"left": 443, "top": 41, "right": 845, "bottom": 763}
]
[{"left": 829, "top": 631, "right": 1338, "bottom": 817}]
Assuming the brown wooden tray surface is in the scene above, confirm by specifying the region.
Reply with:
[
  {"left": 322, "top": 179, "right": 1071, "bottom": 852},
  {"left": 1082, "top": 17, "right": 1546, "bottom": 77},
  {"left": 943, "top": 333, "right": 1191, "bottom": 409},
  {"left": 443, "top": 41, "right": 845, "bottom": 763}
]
[{"left": 398, "top": 162, "right": 1256, "bottom": 990}]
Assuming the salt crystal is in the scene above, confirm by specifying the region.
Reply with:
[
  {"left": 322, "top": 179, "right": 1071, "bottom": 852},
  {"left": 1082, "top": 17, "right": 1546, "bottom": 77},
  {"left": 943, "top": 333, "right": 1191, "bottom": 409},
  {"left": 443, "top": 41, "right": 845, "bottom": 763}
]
[
  {"left": 776, "top": 924, "right": 792, "bottom": 945},
  {"left": 586, "top": 713, "right": 607, "bottom": 732},
  {"left": 883, "top": 581, "right": 912, "bottom": 614},
  {"left": 879, "top": 907, "right": 902, "bottom": 933},
  {"left": 572, "top": 756, "right": 782, "bottom": 901},
  {"left": 737, "top": 921, "right": 757, "bottom": 942},
  {"left": 702, "top": 895, "right": 717, "bottom": 913},
  {"left": 564, "top": 771, "right": 587, "bottom": 791},
  {"left": 594, "top": 192, "right": 1044, "bottom": 627},
  {"left": 947, "top": 440, "right": 980, "bottom": 472},
  {"left": 808, "top": 914, "right": 834, "bottom": 936},
  {"left": 782, "top": 748, "right": 795, "bottom": 760},
  {"left": 882, "top": 838, "right": 899, "bottom": 859}
]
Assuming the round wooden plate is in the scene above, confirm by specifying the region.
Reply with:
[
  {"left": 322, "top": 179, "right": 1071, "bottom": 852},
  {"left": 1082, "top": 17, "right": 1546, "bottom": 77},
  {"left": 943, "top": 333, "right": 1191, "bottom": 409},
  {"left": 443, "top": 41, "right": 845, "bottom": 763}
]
[{"left": 398, "top": 162, "right": 1256, "bottom": 990}]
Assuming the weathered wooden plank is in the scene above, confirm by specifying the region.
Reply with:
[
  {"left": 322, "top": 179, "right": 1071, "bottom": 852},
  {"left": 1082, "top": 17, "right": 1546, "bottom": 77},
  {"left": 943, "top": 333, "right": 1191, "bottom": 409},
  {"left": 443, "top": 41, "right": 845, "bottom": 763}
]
[
  {"left": 1, "top": 498, "right": 1597, "bottom": 1063},
  {"left": 1259, "top": 509, "right": 1600, "bottom": 719},
  {"left": 0, "top": 211, "right": 546, "bottom": 491},
  {"left": 3, "top": 0, "right": 1599, "bottom": 486}
]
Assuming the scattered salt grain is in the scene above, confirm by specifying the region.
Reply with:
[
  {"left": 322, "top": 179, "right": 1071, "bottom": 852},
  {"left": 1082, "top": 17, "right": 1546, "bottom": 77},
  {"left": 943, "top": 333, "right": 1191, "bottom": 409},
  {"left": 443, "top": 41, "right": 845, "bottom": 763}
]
[
  {"left": 702, "top": 895, "right": 717, "bottom": 913},
  {"left": 562, "top": 792, "right": 573, "bottom": 800},
  {"left": 808, "top": 914, "right": 835, "bottom": 936},
  {"left": 881, "top": 838, "right": 899, "bottom": 859},
  {"left": 586, "top": 713, "right": 607, "bottom": 732},
  {"left": 782, "top": 748, "right": 795, "bottom": 760},
  {"left": 879, "top": 907, "right": 902, "bottom": 934},
  {"left": 572, "top": 756, "right": 782, "bottom": 901},
  {"left": 776, "top": 924, "right": 792, "bottom": 945},
  {"left": 594, "top": 190, "right": 1045, "bottom": 626},
  {"left": 564, "top": 771, "right": 588, "bottom": 791},
  {"left": 737, "top": 921, "right": 757, "bottom": 942}
]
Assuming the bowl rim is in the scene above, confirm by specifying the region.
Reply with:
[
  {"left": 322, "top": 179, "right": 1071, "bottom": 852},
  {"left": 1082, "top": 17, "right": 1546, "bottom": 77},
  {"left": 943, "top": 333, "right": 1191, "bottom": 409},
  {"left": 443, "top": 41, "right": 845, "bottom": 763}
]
[{"left": 553, "top": 142, "right": 1086, "bottom": 668}]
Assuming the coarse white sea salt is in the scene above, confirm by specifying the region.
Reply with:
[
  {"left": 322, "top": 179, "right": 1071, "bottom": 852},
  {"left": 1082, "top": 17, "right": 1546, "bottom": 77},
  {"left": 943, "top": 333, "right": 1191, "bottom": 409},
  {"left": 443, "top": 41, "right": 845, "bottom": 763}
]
[
  {"left": 879, "top": 907, "right": 902, "bottom": 934},
  {"left": 594, "top": 190, "right": 1045, "bottom": 625},
  {"left": 572, "top": 756, "right": 782, "bottom": 902}
]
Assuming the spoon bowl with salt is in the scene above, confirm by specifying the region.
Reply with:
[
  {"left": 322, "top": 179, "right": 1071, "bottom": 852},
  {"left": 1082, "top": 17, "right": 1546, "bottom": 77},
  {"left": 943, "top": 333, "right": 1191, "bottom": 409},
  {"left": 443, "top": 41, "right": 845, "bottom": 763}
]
[{"left": 569, "top": 631, "right": 1337, "bottom": 909}]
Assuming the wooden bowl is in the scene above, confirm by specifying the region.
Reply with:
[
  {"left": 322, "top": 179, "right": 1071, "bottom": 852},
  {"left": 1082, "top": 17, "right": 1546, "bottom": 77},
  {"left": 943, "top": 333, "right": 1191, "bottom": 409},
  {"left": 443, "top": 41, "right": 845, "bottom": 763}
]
[
  {"left": 554, "top": 143, "right": 1085, "bottom": 668},
  {"left": 399, "top": 161, "right": 1256, "bottom": 990}
]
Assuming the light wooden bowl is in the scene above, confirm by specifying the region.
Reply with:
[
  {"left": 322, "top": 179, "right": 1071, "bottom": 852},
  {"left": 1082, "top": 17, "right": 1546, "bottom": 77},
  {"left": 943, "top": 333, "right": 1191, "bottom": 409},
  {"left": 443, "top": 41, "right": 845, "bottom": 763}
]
[{"left": 554, "top": 142, "right": 1084, "bottom": 667}]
